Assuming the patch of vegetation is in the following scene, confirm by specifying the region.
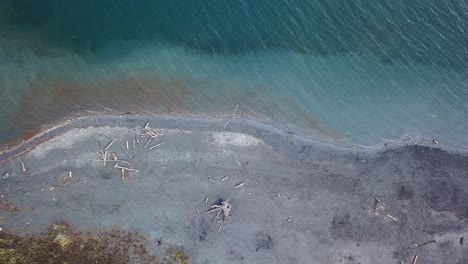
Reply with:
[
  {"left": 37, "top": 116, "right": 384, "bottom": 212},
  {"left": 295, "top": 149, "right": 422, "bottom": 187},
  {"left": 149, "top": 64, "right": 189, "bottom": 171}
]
[
  {"left": 173, "top": 250, "right": 189, "bottom": 264},
  {"left": 0, "top": 222, "right": 159, "bottom": 264}
]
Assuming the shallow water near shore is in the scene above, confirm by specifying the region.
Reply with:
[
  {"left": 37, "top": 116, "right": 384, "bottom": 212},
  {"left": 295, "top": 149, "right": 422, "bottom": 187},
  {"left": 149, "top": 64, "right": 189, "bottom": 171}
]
[{"left": 0, "top": 1, "right": 467, "bottom": 150}]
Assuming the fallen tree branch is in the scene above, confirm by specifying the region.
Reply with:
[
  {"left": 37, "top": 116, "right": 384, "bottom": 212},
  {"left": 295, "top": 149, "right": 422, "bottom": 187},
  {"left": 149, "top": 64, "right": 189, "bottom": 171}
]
[
  {"left": 114, "top": 164, "right": 139, "bottom": 172},
  {"left": 224, "top": 104, "right": 239, "bottom": 128},
  {"left": 149, "top": 142, "right": 165, "bottom": 150}
]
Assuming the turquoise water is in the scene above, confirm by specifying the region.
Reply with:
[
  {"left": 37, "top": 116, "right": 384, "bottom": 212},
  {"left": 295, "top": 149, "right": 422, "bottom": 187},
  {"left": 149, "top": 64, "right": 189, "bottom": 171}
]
[{"left": 0, "top": 1, "right": 467, "bottom": 149}]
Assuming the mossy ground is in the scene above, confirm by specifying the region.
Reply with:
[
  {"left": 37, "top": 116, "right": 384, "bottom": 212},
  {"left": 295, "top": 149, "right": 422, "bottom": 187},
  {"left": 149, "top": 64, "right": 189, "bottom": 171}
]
[
  {"left": 0, "top": 223, "right": 160, "bottom": 264},
  {"left": 172, "top": 248, "right": 189, "bottom": 264}
]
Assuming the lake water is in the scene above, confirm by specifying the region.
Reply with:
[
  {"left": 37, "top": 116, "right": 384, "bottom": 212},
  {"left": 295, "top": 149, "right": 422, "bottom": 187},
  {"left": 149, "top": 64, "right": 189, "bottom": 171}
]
[{"left": 0, "top": 0, "right": 467, "bottom": 149}]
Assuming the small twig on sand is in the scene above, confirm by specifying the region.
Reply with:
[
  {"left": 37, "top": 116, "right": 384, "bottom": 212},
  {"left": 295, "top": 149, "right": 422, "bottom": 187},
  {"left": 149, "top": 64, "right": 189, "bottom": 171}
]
[
  {"left": 414, "top": 240, "right": 436, "bottom": 247},
  {"left": 208, "top": 178, "right": 216, "bottom": 183},
  {"left": 116, "top": 163, "right": 138, "bottom": 182},
  {"left": 103, "top": 151, "right": 108, "bottom": 167},
  {"left": 104, "top": 139, "right": 115, "bottom": 151},
  {"left": 21, "top": 161, "right": 27, "bottom": 172},
  {"left": 423, "top": 203, "right": 464, "bottom": 219},
  {"left": 386, "top": 214, "right": 398, "bottom": 221},
  {"left": 224, "top": 104, "right": 239, "bottom": 128},
  {"left": 114, "top": 164, "right": 139, "bottom": 172},
  {"left": 234, "top": 182, "right": 245, "bottom": 189},
  {"left": 221, "top": 175, "right": 230, "bottom": 182},
  {"left": 135, "top": 135, "right": 140, "bottom": 144},
  {"left": 120, "top": 144, "right": 132, "bottom": 159},
  {"left": 205, "top": 197, "right": 209, "bottom": 203},
  {"left": 149, "top": 142, "right": 166, "bottom": 150},
  {"left": 126, "top": 140, "right": 129, "bottom": 150},
  {"left": 120, "top": 168, "right": 126, "bottom": 182},
  {"left": 144, "top": 138, "right": 152, "bottom": 148},
  {"left": 412, "top": 254, "right": 419, "bottom": 264}
]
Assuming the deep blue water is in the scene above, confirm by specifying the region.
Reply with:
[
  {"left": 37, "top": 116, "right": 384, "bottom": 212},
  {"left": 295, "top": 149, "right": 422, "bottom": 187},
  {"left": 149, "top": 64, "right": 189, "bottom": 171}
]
[{"left": 0, "top": 0, "right": 467, "bottom": 149}]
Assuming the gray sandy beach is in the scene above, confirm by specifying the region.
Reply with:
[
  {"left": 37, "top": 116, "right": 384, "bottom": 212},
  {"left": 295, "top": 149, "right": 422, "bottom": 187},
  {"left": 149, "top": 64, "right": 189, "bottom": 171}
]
[{"left": 0, "top": 114, "right": 467, "bottom": 263}]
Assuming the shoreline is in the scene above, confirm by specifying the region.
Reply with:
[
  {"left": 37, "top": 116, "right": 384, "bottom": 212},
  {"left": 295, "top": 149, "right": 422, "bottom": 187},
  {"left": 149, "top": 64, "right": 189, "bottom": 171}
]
[
  {"left": 1, "top": 112, "right": 466, "bottom": 163},
  {"left": 0, "top": 112, "right": 349, "bottom": 163},
  {"left": 0, "top": 112, "right": 467, "bottom": 263}
]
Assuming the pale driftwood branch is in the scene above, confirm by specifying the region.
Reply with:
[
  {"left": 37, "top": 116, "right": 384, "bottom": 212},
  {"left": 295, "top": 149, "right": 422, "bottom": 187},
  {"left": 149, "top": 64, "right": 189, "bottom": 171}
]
[
  {"left": 143, "top": 138, "right": 152, "bottom": 148},
  {"left": 205, "top": 208, "right": 218, "bottom": 214},
  {"left": 103, "top": 151, "right": 107, "bottom": 167},
  {"left": 120, "top": 144, "right": 132, "bottom": 159},
  {"left": 149, "top": 142, "right": 165, "bottom": 150},
  {"left": 101, "top": 159, "right": 129, "bottom": 164},
  {"left": 121, "top": 168, "right": 126, "bottom": 182},
  {"left": 234, "top": 182, "right": 245, "bottom": 189},
  {"left": 104, "top": 139, "right": 115, "bottom": 151},
  {"left": 221, "top": 175, "right": 230, "bottom": 182},
  {"left": 224, "top": 104, "right": 239, "bottom": 128},
  {"left": 114, "top": 164, "right": 139, "bottom": 172},
  {"left": 142, "top": 123, "right": 163, "bottom": 139},
  {"left": 386, "top": 214, "right": 398, "bottom": 221}
]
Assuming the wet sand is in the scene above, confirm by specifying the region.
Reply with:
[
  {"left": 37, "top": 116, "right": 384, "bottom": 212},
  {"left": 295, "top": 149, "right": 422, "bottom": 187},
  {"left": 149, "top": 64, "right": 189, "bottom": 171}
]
[{"left": 0, "top": 114, "right": 467, "bottom": 263}]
